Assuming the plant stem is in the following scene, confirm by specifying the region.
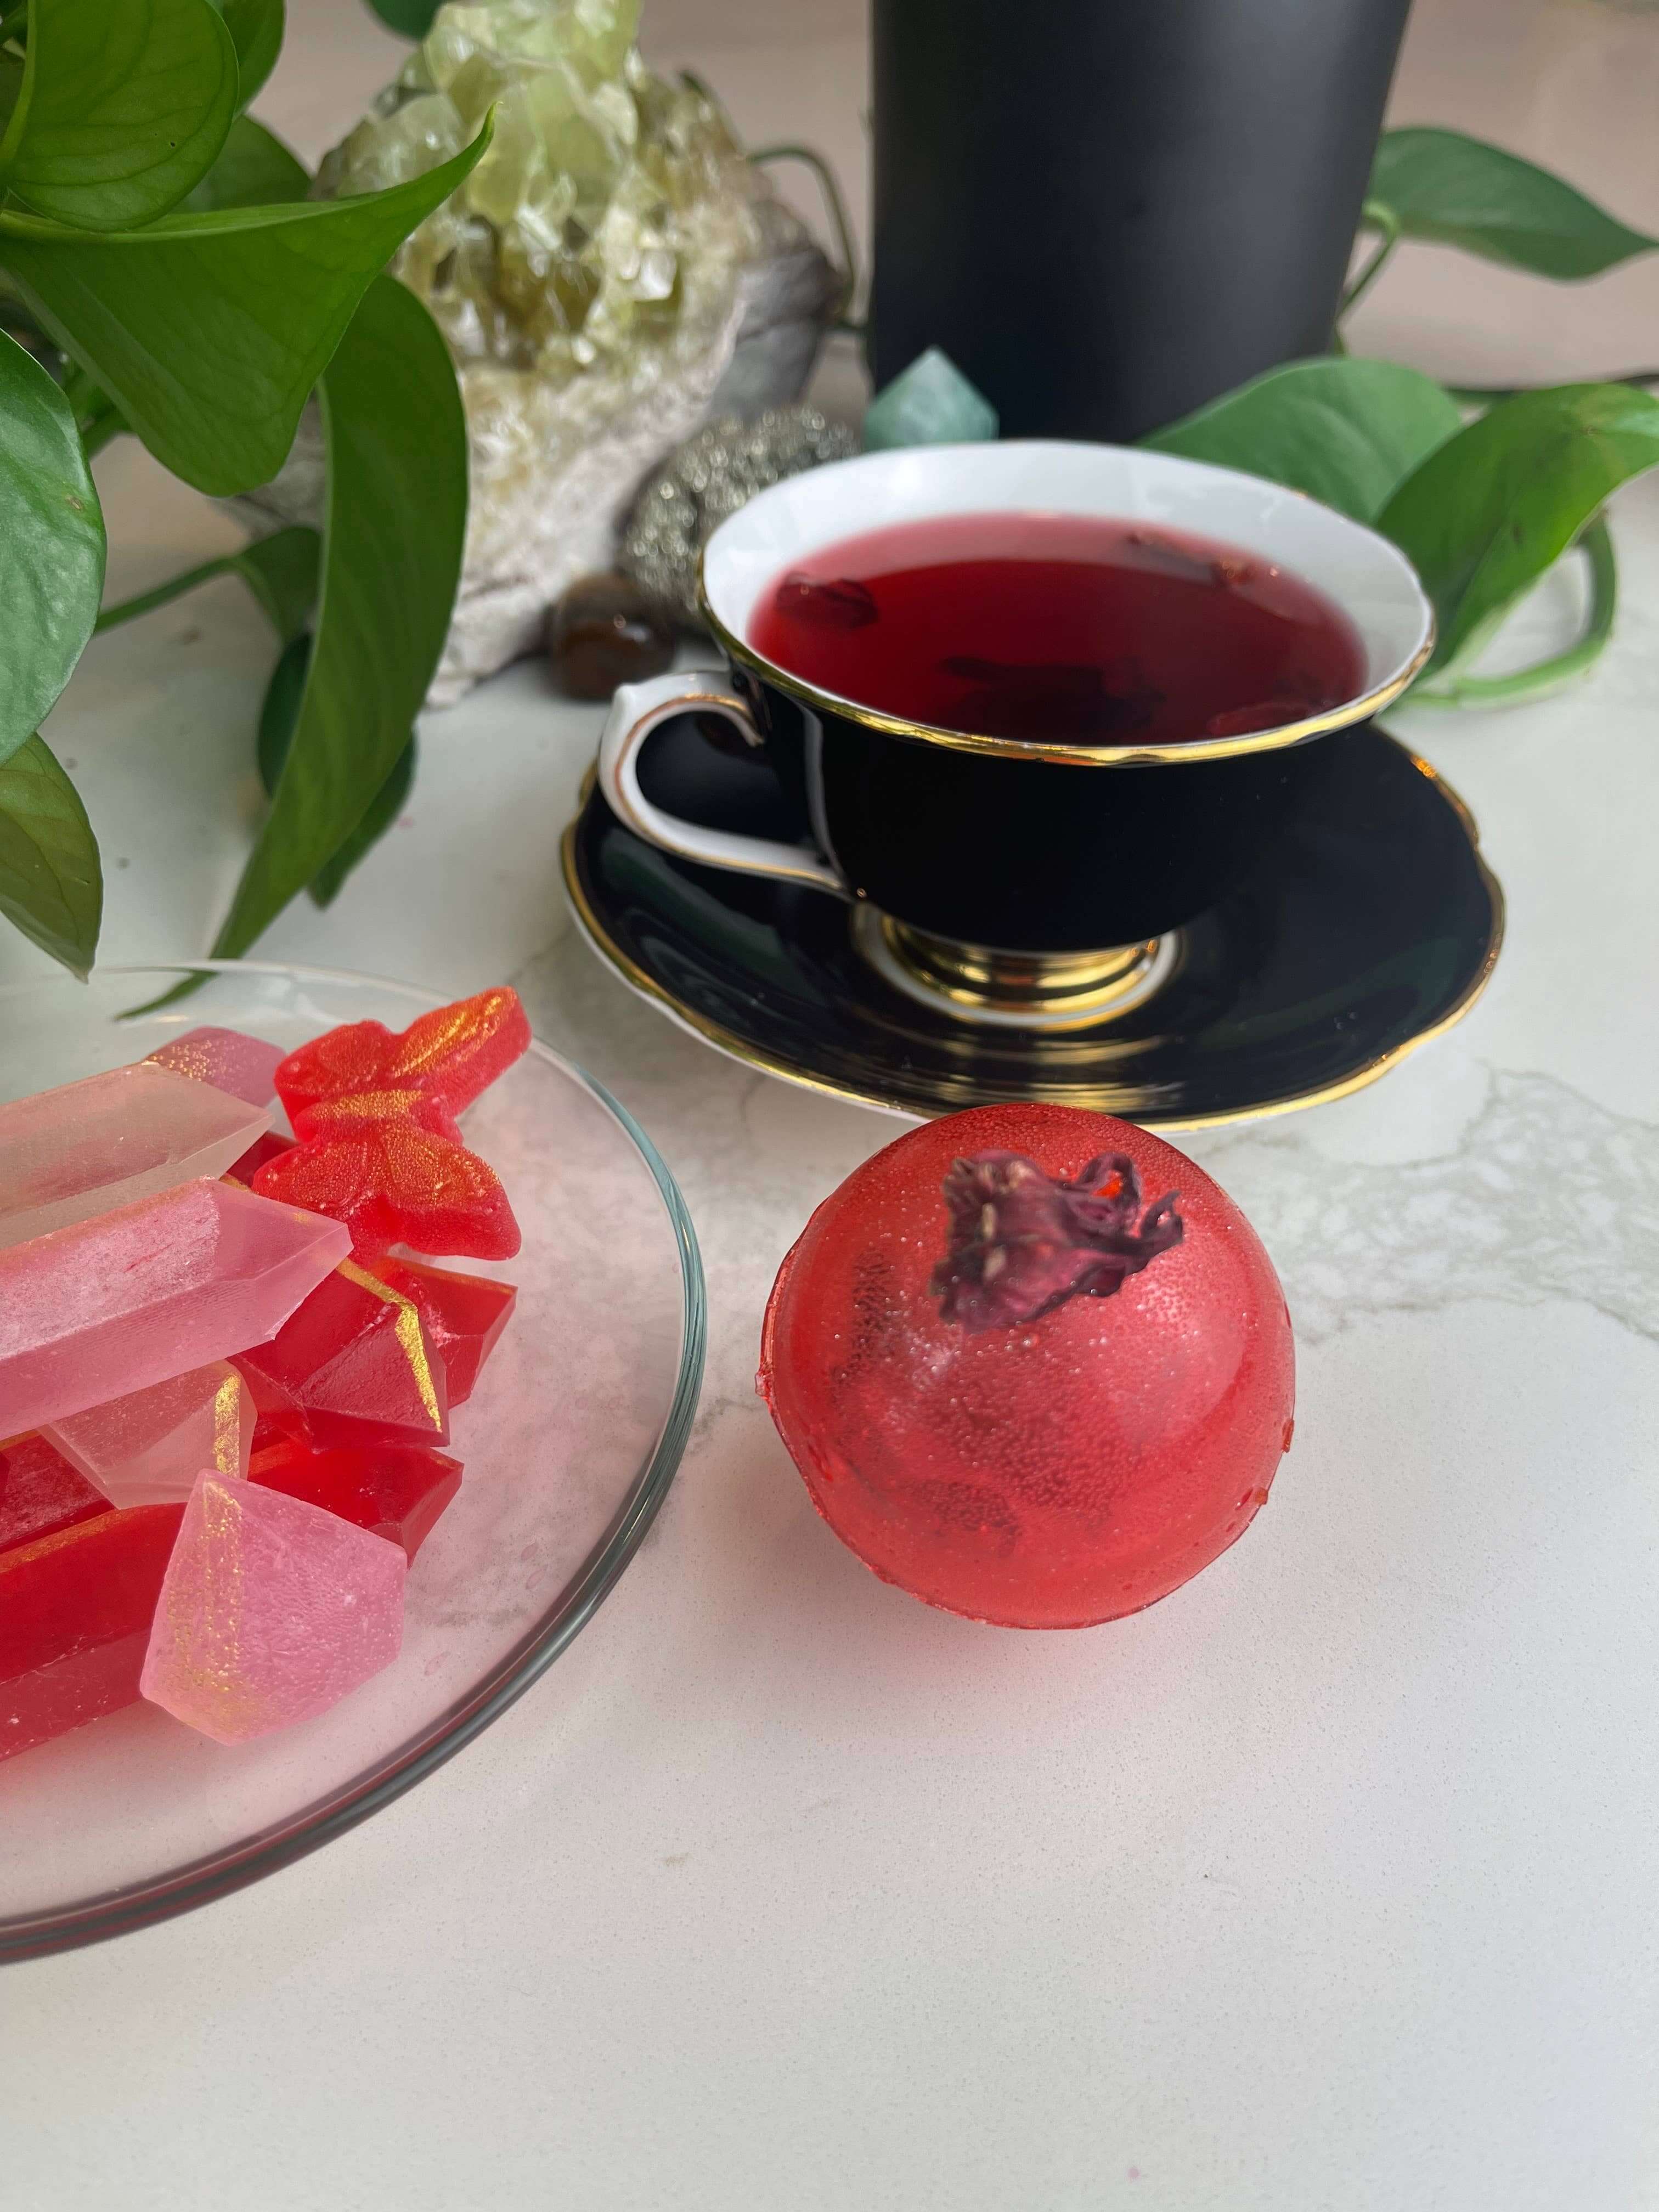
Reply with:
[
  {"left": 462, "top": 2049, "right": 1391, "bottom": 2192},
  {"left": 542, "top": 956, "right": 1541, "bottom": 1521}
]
[
  {"left": 60, "top": 360, "right": 127, "bottom": 448},
  {"left": 1410, "top": 515, "right": 1617, "bottom": 708},
  {"left": 93, "top": 553, "right": 240, "bottom": 634},
  {"left": 120, "top": 972, "right": 213, "bottom": 1019},
  {"left": 1339, "top": 199, "right": 1401, "bottom": 320},
  {"left": 747, "top": 142, "right": 859, "bottom": 320},
  {"left": 69, "top": 373, "right": 125, "bottom": 443},
  {"left": 59, "top": 361, "right": 96, "bottom": 412},
  {"left": 80, "top": 410, "right": 127, "bottom": 459}
]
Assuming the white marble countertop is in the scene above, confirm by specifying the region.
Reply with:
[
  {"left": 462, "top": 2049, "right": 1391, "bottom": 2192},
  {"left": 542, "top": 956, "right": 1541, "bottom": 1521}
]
[{"left": 3, "top": 4, "right": 1657, "bottom": 2208}]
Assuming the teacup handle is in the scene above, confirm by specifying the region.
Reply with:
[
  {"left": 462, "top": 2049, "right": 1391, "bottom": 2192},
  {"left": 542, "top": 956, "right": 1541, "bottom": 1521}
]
[{"left": 597, "top": 673, "right": 846, "bottom": 898}]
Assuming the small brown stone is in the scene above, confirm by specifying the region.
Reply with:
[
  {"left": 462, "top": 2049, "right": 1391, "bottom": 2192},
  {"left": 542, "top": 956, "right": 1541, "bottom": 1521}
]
[{"left": 547, "top": 572, "right": 676, "bottom": 699}]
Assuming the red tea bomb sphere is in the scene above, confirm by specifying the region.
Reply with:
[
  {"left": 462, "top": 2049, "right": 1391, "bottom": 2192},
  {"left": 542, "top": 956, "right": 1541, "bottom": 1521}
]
[{"left": 759, "top": 1103, "right": 1295, "bottom": 1629}]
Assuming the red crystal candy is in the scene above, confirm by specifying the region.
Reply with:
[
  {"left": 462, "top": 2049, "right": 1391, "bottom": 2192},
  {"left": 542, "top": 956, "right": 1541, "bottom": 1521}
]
[
  {"left": 1, "top": 1505, "right": 184, "bottom": 1762},
  {"left": 274, "top": 986, "right": 531, "bottom": 1122},
  {"left": 248, "top": 1434, "right": 462, "bottom": 1561},
  {"left": 0, "top": 1432, "right": 109, "bottom": 1556},
  {"left": 366, "top": 1257, "right": 516, "bottom": 1405},
  {"left": 0, "top": 1432, "right": 462, "bottom": 1761},
  {"left": 759, "top": 1103, "right": 1295, "bottom": 1630},
  {"left": 223, "top": 1129, "right": 295, "bottom": 1187},
  {"left": 233, "top": 1258, "right": 450, "bottom": 1449},
  {"left": 251, "top": 1090, "right": 521, "bottom": 1261},
  {"left": 251, "top": 1412, "right": 294, "bottom": 1453}
]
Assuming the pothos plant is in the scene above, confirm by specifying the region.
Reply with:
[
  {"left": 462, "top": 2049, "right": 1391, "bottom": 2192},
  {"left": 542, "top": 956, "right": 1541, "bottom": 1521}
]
[
  {"left": 0, "top": 0, "right": 491, "bottom": 983},
  {"left": 1144, "top": 127, "right": 1659, "bottom": 707}
]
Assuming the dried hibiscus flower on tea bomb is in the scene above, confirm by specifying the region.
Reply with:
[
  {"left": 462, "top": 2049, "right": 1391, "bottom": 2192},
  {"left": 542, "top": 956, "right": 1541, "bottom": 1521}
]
[
  {"left": 930, "top": 1148, "right": 1183, "bottom": 1331},
  {"left": 759, "top": 1103, "right": 1295, "bottom": 1630}
]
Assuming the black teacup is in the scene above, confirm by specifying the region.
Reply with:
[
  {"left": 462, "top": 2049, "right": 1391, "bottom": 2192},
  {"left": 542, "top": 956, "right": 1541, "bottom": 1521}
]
[{"left": 598, "top": 442, "right": 1432, "bottom": 1024}]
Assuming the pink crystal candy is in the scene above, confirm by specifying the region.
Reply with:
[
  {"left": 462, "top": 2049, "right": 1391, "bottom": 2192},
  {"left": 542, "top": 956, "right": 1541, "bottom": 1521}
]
[
  {"left": 140, "top": 1472, "right": 406, "bottom": 1744},
  {"left": 0, "top": 1062, "right": 269, "bottom": 1249},
  {"left": 48, "top": 1361, "right": 255, "bottom": 1509},
  {"left": 0, "top": 1178, "right": 351, "bottom": 1436},
  {"left": 143, "top": 1026, "right": 285, "bottom": 1108}
]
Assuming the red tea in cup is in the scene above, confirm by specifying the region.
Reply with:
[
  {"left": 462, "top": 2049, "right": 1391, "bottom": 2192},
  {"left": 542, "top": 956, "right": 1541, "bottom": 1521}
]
[{"left": 749, "top": 511, "right": 1365, "bottom": 746}]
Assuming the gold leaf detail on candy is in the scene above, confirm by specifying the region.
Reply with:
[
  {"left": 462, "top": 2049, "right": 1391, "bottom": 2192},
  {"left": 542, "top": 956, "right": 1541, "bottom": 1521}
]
[
  {"left": 340, "top": 1260, "right": 444, "bottom": 1434},
  {"left": 212, "top": 1368, "right": 248, "bottom": 1478}
]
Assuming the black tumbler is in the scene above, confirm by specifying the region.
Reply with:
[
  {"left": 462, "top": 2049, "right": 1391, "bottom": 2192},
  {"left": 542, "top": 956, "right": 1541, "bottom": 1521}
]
[{"left": 870, "top": 0, "right": 1413, "bottom": 443}]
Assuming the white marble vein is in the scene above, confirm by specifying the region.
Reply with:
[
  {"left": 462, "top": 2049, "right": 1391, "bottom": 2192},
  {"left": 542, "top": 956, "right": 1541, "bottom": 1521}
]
[{"left": 1203, "top": 1068, "right": 1659, "bottom": 1346}]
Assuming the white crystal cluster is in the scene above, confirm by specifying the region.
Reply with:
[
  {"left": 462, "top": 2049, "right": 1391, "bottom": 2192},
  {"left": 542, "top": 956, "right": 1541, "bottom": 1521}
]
[
  {"left": 314, "top": 0, "right": 766, "bottom": 698},
  {"left": 319, "top": 0, "right": 758, "bottom": 388}
]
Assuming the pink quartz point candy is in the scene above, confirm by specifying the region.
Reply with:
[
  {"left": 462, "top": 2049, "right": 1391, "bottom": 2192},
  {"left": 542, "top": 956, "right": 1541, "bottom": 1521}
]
[
  {"left": 0, "top": 1062, "right": 270, "bottom": 1250},
  {"left": 48, "top": 1361, "right": 256, "bottom": 1509},
  {"left": 140, "top": 1472, "right": 406, "bottom": 1745},
  {"left": 0, "top": 1178, "right": 351, "bottom": 1437},
  {"left": 143, "top": 1026, "right": 285, "bottom": 1108}
]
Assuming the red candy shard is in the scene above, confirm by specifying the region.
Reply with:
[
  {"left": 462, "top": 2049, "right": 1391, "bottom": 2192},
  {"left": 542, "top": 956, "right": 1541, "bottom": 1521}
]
[
  {"left": 0, "top": 1431, "right": 109, "bottom": 1556},
  {"left": 365, "top": 1257, "right": 516, "bottom": 1405},
  {"left": 251, "top": 1090, "right": 521, "bottom": 1260},
  {"left": 232, "top": 1258, "right": 450, "bottom": 1449},
  {"left": 223, "top": 1130, "right": 295, "bottom": 1187},
  {"left": 274, "top": 986, "right": 531, "bottom": 1123},
  {"left": 759, "top": 1103, "right": 1295, "bottom": 1632},
  {"left": 0, "top": 1433, "right": 465, "bottom": 1765},
  {"left": 249, "top": 1434, "right": 462, "bottom": 1561},
  {"left": 1, "top": 1505, "right": 184, "bottom": 1762}
]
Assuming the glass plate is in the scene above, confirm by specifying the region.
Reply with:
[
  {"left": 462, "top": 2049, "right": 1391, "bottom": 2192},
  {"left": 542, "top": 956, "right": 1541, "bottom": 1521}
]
[{"left": 0, "top": 963, "right": 704, "bottom": 1962}]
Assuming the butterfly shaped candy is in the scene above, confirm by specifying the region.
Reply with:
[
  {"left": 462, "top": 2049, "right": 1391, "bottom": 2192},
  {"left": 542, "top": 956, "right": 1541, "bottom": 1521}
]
[
  {"left": 251, "top": 1090, "right": 521, "bottom": 1260},
  {"left": 274, "top": 986, "right": 531, "bottom": 1124}
]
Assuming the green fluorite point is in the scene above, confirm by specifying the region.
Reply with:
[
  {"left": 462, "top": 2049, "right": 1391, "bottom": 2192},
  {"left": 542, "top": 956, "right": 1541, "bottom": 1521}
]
[{"left": 862, "top": 348, "right": 999, "bottom": 452}]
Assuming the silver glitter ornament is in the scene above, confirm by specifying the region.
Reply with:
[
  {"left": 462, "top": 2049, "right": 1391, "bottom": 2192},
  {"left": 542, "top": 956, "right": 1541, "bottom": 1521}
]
[{"left": 619, "top": 406, "right": 857, "bottom": 625}]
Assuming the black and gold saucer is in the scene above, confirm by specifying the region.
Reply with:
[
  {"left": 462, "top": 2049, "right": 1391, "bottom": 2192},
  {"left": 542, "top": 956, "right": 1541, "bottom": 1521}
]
[{"left": 561, "top": 720, "right": 1503, "bottom": 1127}]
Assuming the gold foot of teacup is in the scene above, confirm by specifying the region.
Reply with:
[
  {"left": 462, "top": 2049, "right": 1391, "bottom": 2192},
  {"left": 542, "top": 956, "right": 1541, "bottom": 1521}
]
[{"left": 851, "top": 907, "right": 1182, "bottom": 1031}]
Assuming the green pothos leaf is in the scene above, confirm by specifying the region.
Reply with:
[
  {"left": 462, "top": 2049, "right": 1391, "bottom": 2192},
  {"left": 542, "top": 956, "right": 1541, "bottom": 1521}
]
[
  {"left": 362, "top": 0, "right": 442, "bottom": 35},
  {"left": 0, "top": 0, "right": 238, "bottom": 230},
  {"left": 1380, "top": 381, "right": 1659, "bottom": 674},
  {"left": 180, "top": 114, "right": 308, "bottom": 212},
  {"left": 256, "top": 629, "right": 308, "bottom": 795},
  {"left": 211, "top": 273, "right": 462, "bottom": 955},
  {"left": 212, "top": 0, "right": 285, "bottom": 108},
  {"left": 0, "top": 115, "right": 491, "bottom": 495},
  {"left": 234, "top": 525, "right": 319, "bottom": 644},
  {"left": 1370, "top": 128, "right": 1658, "bottom": 280},
  {"left": 0, "top": 328, "right": 106, "bottom": 770},
  {"left": 258, "top": 639, "right": 424, "bottom": 905},
  {"left": 0, "top": 733, "right": 103, "bottom": 976},
  {"left": 310, "top": 737, "right": 415, "bottom": 907},
  {"left": 1143, "top": 357, "right": 1463, "bottom": 522}
]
